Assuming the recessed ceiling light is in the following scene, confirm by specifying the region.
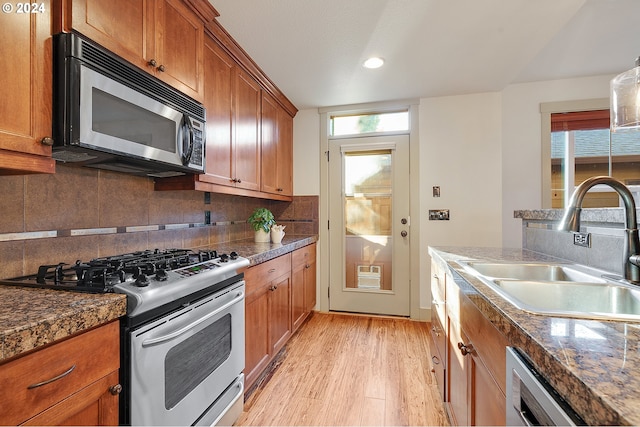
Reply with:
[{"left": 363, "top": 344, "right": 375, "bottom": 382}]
[{"left": 363, "top": 57, "right": 384, "bottom": 69}]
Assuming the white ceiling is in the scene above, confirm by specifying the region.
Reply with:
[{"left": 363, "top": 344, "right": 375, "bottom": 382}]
[{"left": 209, "top": 0, "right": 640, "bottom": 110}]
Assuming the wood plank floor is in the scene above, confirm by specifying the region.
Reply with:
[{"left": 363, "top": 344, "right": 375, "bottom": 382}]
[{"left": 237, "top": 312, "right": 449, "bottom": 426}]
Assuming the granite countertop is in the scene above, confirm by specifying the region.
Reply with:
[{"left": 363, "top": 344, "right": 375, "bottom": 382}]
[
  {"left": 0, "top": 235, "right": 317, "bottom": 364},
  {"left": 213, "top": 235, "right": 318, "bottom": 266},
  {"left": 429, "top": 246, "right": 640, "bottom": 426},
  {"left": 0, "top": 287, "right": 126, "bottom": 363}
]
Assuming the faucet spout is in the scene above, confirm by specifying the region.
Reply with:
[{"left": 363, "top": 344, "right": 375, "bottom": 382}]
[{"left": 558, "top": 176, "right": 640, "bottom": 283}]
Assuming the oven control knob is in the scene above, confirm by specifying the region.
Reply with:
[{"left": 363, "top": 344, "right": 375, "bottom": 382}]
[
  {"left": 155, "top": 269, "right": 168, "bottom": 281},
  {"left": 135, "top": 274, "right": 150, "bottom": 287},
  {"left": 219, "top": 253, "right": 229, "bottom": 263},
  {"left": 230, "top": 251, "right": 238, "bottom": 260}
]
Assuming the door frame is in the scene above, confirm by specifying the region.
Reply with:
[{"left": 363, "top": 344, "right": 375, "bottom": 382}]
[{"left": 318, "top": 100, "right": 426, "bottom": 320}]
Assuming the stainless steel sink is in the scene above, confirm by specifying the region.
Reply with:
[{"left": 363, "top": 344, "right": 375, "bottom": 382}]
[
  {"left": 457, "top": 260, "right": 640, "bottom": 321},
  {"left": 461, "top": 261, "right": 607, "bottom": 283}
]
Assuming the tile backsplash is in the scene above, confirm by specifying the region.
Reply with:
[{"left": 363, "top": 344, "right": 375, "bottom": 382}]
[{"left": 0, "top": 165, "right": 318, "bottom": 278}]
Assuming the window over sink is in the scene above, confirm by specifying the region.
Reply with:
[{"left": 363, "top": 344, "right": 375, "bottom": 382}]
[{"left": 542, "top": 99, "right": 640, "bottom": 209}]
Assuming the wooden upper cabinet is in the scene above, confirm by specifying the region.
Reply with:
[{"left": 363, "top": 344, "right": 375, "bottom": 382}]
[
  {"left": 261, "top": 92, "right": 293, "bottom": 196},
  {"left": 202, "top": 38, "right": 234, "bottom": 186},
  {"left": 0, "top": 1, "right": 55, "bottom": 174},
  {"left": 199, "top": 38, "right": 260, "bottom": 191},
  {"left": 233, "top": 68, "right": 261, "bottom": 191},
  {"left": 64, "top": 0, "right": 207, "bottom": 102},
  {"left": 150, "top": 0, "right": 204, "bottom": 101},
  {"left": 153, "top": 13, "right": 297, "bottom": 201}
]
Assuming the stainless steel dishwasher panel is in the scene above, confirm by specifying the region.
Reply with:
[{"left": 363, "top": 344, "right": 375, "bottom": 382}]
[{"left": 506, "top": 347, "right": 584, "bottom": 426}]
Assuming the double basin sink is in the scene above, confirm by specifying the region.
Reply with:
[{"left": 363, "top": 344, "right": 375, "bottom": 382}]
[{"left": 457, "top": 260, "right": 640, "bottom": 322}]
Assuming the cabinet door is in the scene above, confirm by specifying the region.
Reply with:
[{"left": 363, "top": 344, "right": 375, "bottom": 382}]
[
  {"left": 447, "top": 320, "right": 470, "bottom": 427},
  {"left": 234, "top": 69, "right": 261, "bottom": 191},
  {"left": 260, "top": 92, "right": 279, "bottom": 194},
  {"left": 153, "top": 0, "right": 204, "bottom": 101},
  {"left": 69, "top": 0, "right": 147, "bottom": 70},
  {"left": 304, "top": 250, "right": 317, "bottom": 312},
  {"left": 268, "top": 273, "right": 292, "bottom": 356},
  {"left": 202, "top": 38, "right": 234, "bottom": 186},
  {"left": 275, "top": 107, "right": 293, "bottom": 196},
  {"left": 261, "top": 93, "right": 293, "bottom": 196},
  {"left": 0, "top": 2, "right": 54, "bottom": 174},
  {"left": 470, "top": 355, "right": 506, "bottom": 426},
  {"left": 244, "top": 282, "right": 270, "bottom": 390},
  {"left": 21, "top": 371, "right": 120, "bottom": 426},
  {"left": 291, "top": 261, "right": 306, "bottom": 332}
]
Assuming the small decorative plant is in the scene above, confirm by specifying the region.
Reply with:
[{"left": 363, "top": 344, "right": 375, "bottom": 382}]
[{"left": 248, "top": 208, "right": 276, "bottom": 233}]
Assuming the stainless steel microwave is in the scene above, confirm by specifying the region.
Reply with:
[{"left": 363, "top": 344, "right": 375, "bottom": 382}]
[{"left": 52, "top": 32, "right": 205, "bottom": 177}]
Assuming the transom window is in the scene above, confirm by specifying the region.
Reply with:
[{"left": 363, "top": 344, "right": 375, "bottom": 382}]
[{"left": 330, "top": 111, "right": 409, "bottom": 137}]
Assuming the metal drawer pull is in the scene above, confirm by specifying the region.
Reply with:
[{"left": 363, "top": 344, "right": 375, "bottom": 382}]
[{"left": 28, "top": 364, "right": 76, "bottom": 389}]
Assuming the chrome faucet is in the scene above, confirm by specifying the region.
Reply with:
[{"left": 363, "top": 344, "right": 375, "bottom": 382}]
[{"left": 558, "top": 176, "right": 640, "bottom": 283}]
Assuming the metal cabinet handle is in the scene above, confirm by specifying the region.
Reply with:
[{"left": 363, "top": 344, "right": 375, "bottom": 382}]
[
  {"left": 457, "top": 342, "right": 474, "bottom": 356},
  {"left": 27, "top": 365, "right": 76, "bottom": 389},
  {"left": 269, "top": 285, "right": 278, "bottom": 291},
  {"left": 431, "top": 355, "right": 441, "bottom": 365},
  {"left": 268, "top": 268, "right": 276, "bottom": 274},
  {"left": 157, "top": 64, "right": 165, "bottom": 72},
  {"left": 148, "top": 59, "right": 157, "bottom": 67},
  {"left": 110, "top": 384, "right": 123, "bottom": 395},
  {"left": 40, "top": 137, "right": 54, "bottom": 146}
]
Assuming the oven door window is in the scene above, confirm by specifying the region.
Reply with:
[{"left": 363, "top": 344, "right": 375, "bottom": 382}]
[{"left": 164, "top": 313, "right": 232, "bottom": 409}]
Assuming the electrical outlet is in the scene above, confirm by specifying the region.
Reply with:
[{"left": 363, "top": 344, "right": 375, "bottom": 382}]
[
  {"left": 573, "top": 232, "right": 590, "bottom": 248},
  {"left": 429, "top": 209, "right": 450, "bottom": 220}
]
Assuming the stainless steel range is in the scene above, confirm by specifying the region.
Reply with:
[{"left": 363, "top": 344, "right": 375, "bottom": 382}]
[{"left": 0, "top": 248, "right": 249, "bottom": 426}]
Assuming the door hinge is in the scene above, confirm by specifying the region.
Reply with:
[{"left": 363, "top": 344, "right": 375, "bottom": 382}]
[
  {"left": 328, "top": 287, "right": 330, "bottom": 298},
  {"left": 325, "top": 150, "right": 330, "bottom": 162},
  {"left": 327, "top": 220, "right": 330, "bottom": 230}
]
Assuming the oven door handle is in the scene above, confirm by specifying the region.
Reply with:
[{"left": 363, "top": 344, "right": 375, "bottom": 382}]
[{"left": 142, "top": 291, "right": 244, "bottom": 347}]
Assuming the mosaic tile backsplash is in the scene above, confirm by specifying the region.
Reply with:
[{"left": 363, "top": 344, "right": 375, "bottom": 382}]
[{"left": 0, "top": 165, "right": 318, "bottom": 279}]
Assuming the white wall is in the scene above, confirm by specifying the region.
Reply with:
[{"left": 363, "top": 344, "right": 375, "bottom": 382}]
[
  {"left": 501, "top": 74, "right": 614, "bottom": 247},
  {"left": 419, "top": 92, "right": 504, "bottom": 307},
  {"left": 292, "top": 108, "right": 321, "bottom": 195}
]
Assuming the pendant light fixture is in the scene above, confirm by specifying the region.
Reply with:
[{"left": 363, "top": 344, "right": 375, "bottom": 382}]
[{"left": 611, "top": 56, "right": 640, "bottom": 131}]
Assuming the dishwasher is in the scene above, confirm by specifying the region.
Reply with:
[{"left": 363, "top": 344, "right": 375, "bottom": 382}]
[{"left": 506, "top": 347, "right": 585, "bottom": 426}]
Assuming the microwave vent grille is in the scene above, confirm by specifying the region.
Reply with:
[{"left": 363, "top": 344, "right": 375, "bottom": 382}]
[{"left": 78, "top": 36, "right": 205, "bottom": 120}]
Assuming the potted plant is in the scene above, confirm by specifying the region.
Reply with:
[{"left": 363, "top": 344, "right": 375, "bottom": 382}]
[{"left": 248, "top": 208, "right": 276, "bottom": 242}]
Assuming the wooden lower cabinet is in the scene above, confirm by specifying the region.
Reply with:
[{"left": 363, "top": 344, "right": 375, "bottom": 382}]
[
  {"left": 429, "top": 257, "right": 509, "bottom": 427},
  {"left": 0, "top": 321, "right": 121, "bottom": 426},
  {"left": 291, "top": 244, "right": 316, "bottom": 332},
  {"left": 244, "top": 244, "right": 317, "bottom": 391},
  {"left": 244, "top": 253, "right": 292, "bottom": 390}
]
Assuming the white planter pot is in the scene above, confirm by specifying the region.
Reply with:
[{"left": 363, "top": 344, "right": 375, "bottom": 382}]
[{"left": 254, "top": 229, "right": 270, "bottom": 243}]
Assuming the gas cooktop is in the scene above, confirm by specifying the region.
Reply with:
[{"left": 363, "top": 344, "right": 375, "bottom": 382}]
[{"left": 0, "top": 248, "right": 250, "bottom": 319}]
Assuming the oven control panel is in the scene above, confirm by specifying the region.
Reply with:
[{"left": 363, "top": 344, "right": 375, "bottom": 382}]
[{"left": 174, "top": 261, "right": 219, "bottom": 278}]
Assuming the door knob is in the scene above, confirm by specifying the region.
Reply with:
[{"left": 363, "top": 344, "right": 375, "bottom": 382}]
[{"left": 401, "top": 230, "right": 408, "bottom": 237}]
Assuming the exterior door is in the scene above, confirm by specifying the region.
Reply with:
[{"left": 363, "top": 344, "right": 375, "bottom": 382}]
[{"left": 328, "top": 135, "right": 410, "bottom": 316}]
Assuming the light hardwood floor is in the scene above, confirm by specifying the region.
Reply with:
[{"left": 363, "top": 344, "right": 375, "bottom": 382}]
[{"left": 237, "top": 312, "right": 449, "bottom": 426}]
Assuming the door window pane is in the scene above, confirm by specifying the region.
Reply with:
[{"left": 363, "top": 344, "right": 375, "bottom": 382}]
[{"left": 344, "top": 151, "right": 392, "bottom": 292}]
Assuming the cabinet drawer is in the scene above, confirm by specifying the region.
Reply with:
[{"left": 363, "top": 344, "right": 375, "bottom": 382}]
[
  {"left": 0, "top": 321, "right": 119, "bottom": 426},
  {"left": 292, "top": 244, "right": 316, "bottom": 267},
  {"left": 245, "top": 253, "right": 292, "bottom": 293}
]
